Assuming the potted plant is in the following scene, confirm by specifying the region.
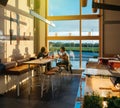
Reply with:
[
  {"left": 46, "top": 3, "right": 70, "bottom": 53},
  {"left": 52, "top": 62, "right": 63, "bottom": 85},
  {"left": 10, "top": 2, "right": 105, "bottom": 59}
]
[
  {"left": 83, "top": 92, "right": 103, "bottom": 108},
  {"left": 107, "top": 96, "right": 120, "bottom": 108}
]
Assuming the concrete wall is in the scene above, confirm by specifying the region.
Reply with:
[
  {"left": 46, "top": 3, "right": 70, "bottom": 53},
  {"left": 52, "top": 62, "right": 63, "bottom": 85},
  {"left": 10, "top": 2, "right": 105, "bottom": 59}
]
[{"left": 103, "top": 0, "right": 120, "bottom": 56}]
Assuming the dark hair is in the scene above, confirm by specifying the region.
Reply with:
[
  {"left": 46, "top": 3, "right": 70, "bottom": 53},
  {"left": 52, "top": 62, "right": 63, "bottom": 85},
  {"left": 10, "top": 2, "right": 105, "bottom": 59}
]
[
  {"left": 41, "top": 47, "right": 46, "bottom": 53},
  {"left": 60, "top": 46, "right": 65, "bottom": 51}
]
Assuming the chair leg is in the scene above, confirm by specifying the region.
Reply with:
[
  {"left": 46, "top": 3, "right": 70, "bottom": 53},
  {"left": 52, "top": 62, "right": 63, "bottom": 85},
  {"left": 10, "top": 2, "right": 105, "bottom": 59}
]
[
  {"left": 69, "top": 66, "right": 72, "bottom": 74},
  {"left": 58, "top": 66, "right": 62, "bottom": 73},
  {"left": 50, "top": 77, "right": 54, "bottom": 99},
  {"left": 41, "top": 76, "right": 45, "bottom": 98}
]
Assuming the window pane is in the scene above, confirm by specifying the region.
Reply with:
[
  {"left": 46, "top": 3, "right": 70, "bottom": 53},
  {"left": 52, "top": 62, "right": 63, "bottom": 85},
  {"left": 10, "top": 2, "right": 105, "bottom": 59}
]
[
  {"left": 48, "top": 40, "right": 80, "bottom": 69},
  {"left": 81, "top": 40, "right": 99, "bottom": 68},
  {"left": 82, "top": 0, "right": 99, "bottom": 15},
  {"left": 48, "top": 0, "right": 80, "bottom": 16},
  {"left": 81, "top": 19, "right": 99, "bottom": 36},
  {"left": 48, "top": 20, "right": 80, "bottom": 36}
]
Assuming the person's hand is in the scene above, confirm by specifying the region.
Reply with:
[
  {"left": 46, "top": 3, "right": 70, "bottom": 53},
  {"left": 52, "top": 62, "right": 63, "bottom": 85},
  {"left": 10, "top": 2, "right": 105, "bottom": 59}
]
[{"left": 44, "top": 51, "right": 48, "bottom": 55}]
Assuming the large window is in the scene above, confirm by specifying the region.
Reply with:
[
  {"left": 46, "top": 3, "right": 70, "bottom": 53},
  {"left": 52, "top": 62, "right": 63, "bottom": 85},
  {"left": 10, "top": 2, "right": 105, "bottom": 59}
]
[
  {"left": 48, "top": 20, "right": 80, "bottom": 36},
  {"left": 48, "top": 0, "right": 80, "bottom": 16},
  {"left": 47, "top": 0, "right": 101, "bottom": 69}
]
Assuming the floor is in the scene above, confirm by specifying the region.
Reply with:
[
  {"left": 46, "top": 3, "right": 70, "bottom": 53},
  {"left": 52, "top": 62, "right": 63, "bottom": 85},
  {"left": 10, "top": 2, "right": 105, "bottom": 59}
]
[{"left": 0, "top": 73, "right": 81, "bottom": 108}]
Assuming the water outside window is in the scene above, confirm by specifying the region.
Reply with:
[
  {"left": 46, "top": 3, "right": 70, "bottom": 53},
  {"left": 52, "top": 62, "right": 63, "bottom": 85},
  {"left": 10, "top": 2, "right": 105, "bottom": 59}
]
[
  {"left": 81, "top": 40, "right": 99, "bottom": 68},
  {"left": 48, "top": 40, "right": 99, "bottom": 69},
  {"left": 48, "top": 40, "right": 80, "bottom": 69}
]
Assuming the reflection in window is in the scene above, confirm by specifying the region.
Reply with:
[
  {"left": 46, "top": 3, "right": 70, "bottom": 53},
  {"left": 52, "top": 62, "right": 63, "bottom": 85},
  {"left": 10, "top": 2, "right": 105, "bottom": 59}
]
[
  {"left": 82, "top": 19, "right": 99, "bottom": 36},
  {"left": 48, "top": 0, "right": 80, "bottom": 16},
  {"left": 48, "top": 40, "right": 80, "bottom": 69},
  {"left": 48, "top": 20, "right": 80, "bottom": 36}
]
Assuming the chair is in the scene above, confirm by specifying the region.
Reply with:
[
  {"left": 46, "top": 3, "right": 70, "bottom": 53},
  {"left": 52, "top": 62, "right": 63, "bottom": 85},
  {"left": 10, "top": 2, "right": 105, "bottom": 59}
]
[
  {"left": 40, "top": 66, "right": 60, "bottom": 98},
  {"left": 58, "top": 62, "right": 72, "bottom": 74}
]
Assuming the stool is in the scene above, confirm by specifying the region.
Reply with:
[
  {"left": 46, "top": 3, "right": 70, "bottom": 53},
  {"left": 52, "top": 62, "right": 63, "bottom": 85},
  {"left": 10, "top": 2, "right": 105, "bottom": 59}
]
[
  {"left": 40, "top": 70, "right": 57, "bottom": 98},
  {"left": 58, "top": 64, "right": 72, "bottom": 74}
]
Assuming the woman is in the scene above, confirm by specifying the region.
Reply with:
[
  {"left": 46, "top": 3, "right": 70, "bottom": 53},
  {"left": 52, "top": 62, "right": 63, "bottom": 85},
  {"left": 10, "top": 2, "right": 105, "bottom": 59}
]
[
  {"left": 37, "top": 47, "right": 51, "bottom": 71},
  {"left": 37, "top": 47, "right": 48, "bottom": 59}
]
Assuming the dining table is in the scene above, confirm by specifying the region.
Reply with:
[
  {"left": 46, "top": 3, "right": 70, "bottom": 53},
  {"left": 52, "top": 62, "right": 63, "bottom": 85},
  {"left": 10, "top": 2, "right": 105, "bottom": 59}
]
[{"left": 24, "top": 58, "right": 56, "bottom": 95}]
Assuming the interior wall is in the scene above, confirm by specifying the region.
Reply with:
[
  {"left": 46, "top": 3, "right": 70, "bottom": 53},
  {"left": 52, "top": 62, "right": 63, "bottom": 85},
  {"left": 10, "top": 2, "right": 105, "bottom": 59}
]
[
  {"left": 0, "top": 0, "right": 34, "bottom": 62},
  {"left": 0, "top": 40, "right": 34, "bottom": 62},
  {"left": 39, "top": 0, "right": 46, "bottom": 48},
  {"left": 34, "top": 0, "right": 46, "bottom": 55},
  {"left": 0, "top": 7, "right": 4, "bottom": 35},
  {"left": 103, "top": 0, "right": 120, "bottom": 56}
]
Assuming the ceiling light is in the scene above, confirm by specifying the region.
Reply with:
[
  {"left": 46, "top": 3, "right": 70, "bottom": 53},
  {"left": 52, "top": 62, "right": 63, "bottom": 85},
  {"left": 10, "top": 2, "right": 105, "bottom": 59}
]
[{"left": 29, "top": 10, "right": 55, "bottom": 27}]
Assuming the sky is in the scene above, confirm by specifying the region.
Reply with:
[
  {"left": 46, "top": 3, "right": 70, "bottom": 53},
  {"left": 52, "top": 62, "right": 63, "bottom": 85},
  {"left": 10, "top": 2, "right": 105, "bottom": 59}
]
[
  {"left": 48, "top": 0, "right": 99, "bottom": 15},
  {"left": 48, "top": 0, "right": 99, "bottom": 33}
]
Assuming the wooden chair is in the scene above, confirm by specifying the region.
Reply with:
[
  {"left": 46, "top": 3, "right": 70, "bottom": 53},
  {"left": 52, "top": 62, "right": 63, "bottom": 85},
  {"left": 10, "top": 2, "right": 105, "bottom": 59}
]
[{"left": 58, "top": 62, "right": 72, "bottom": 74}]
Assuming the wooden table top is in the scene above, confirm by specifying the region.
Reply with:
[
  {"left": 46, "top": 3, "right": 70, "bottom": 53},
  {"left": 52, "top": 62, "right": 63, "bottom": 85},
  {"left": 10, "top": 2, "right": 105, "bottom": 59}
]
[{"left": 24, "top": 58, "right": 55, "bottom": 65}]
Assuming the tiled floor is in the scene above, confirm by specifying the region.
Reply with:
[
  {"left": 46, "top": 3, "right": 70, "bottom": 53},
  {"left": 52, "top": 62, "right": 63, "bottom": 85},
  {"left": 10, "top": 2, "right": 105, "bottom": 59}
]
[{"left": 0, "top": 73, "right": 81, "bottom": 108}]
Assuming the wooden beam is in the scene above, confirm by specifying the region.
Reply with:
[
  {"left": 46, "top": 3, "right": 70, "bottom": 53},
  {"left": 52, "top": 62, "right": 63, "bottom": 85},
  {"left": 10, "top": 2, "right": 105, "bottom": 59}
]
[
  {"left": 47, "top": 36, "right": 100, "bottom": 40},
  {"left": 92, "top": 1, "right": 120, "bottom": 11},
  {"left": 47, "top": 15, "right": 101, "bottom": 21}
]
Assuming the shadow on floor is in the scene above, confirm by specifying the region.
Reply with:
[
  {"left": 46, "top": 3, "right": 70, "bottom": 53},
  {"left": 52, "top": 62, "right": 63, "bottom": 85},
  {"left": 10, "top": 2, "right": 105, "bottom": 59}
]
[{"left": 0, "top": 74, "right": 80, "bottom": 108}]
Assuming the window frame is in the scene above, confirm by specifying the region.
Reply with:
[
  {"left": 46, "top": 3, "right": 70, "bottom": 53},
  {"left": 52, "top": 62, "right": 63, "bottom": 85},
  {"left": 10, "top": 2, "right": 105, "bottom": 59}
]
[{"left": 46, "top": 0, "right": 102, "bottom": 69}]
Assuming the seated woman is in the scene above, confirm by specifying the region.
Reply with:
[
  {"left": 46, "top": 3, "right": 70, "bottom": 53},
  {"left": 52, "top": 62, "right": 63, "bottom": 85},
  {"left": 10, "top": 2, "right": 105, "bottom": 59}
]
[
  {"left": 56, "top": 46, "right": 69, "bottom": 71},
  {"left": 37, "top": 47, "right": 48, "bottom": 59},
  {"left": 37, "top": 47, "right": 51, "bottom": 71}
]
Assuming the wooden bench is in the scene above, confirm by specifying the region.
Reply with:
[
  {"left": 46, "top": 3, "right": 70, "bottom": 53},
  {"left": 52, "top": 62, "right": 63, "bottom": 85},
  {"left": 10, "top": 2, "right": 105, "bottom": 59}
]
[
  {"left": 3, "top": 58, "right": 38, "bottom": 96},
  {"left": 5, "top": 64, "right": 36, "bottom": 75}
]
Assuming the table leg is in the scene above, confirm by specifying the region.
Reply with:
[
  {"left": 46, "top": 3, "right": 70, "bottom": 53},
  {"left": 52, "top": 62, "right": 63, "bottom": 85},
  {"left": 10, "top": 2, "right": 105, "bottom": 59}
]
[
  {"left": 16, "top": 77, "right": 20, "bottom": 96},
  {"left": 28, "top": 64, "right": 31, "bottom": 96}
]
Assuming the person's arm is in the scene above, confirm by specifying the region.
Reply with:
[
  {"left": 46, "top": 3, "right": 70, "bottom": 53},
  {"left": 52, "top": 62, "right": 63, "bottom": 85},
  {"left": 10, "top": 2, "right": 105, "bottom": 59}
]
[
  {"left": 61, "top": 53, "right": 68, "bottom": 61},
  {"left": 58, "top": 52, "right": 62, "bottom": 58},
  {"left": 43, "top": 52, "right": 48, "bottom": 58}
]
